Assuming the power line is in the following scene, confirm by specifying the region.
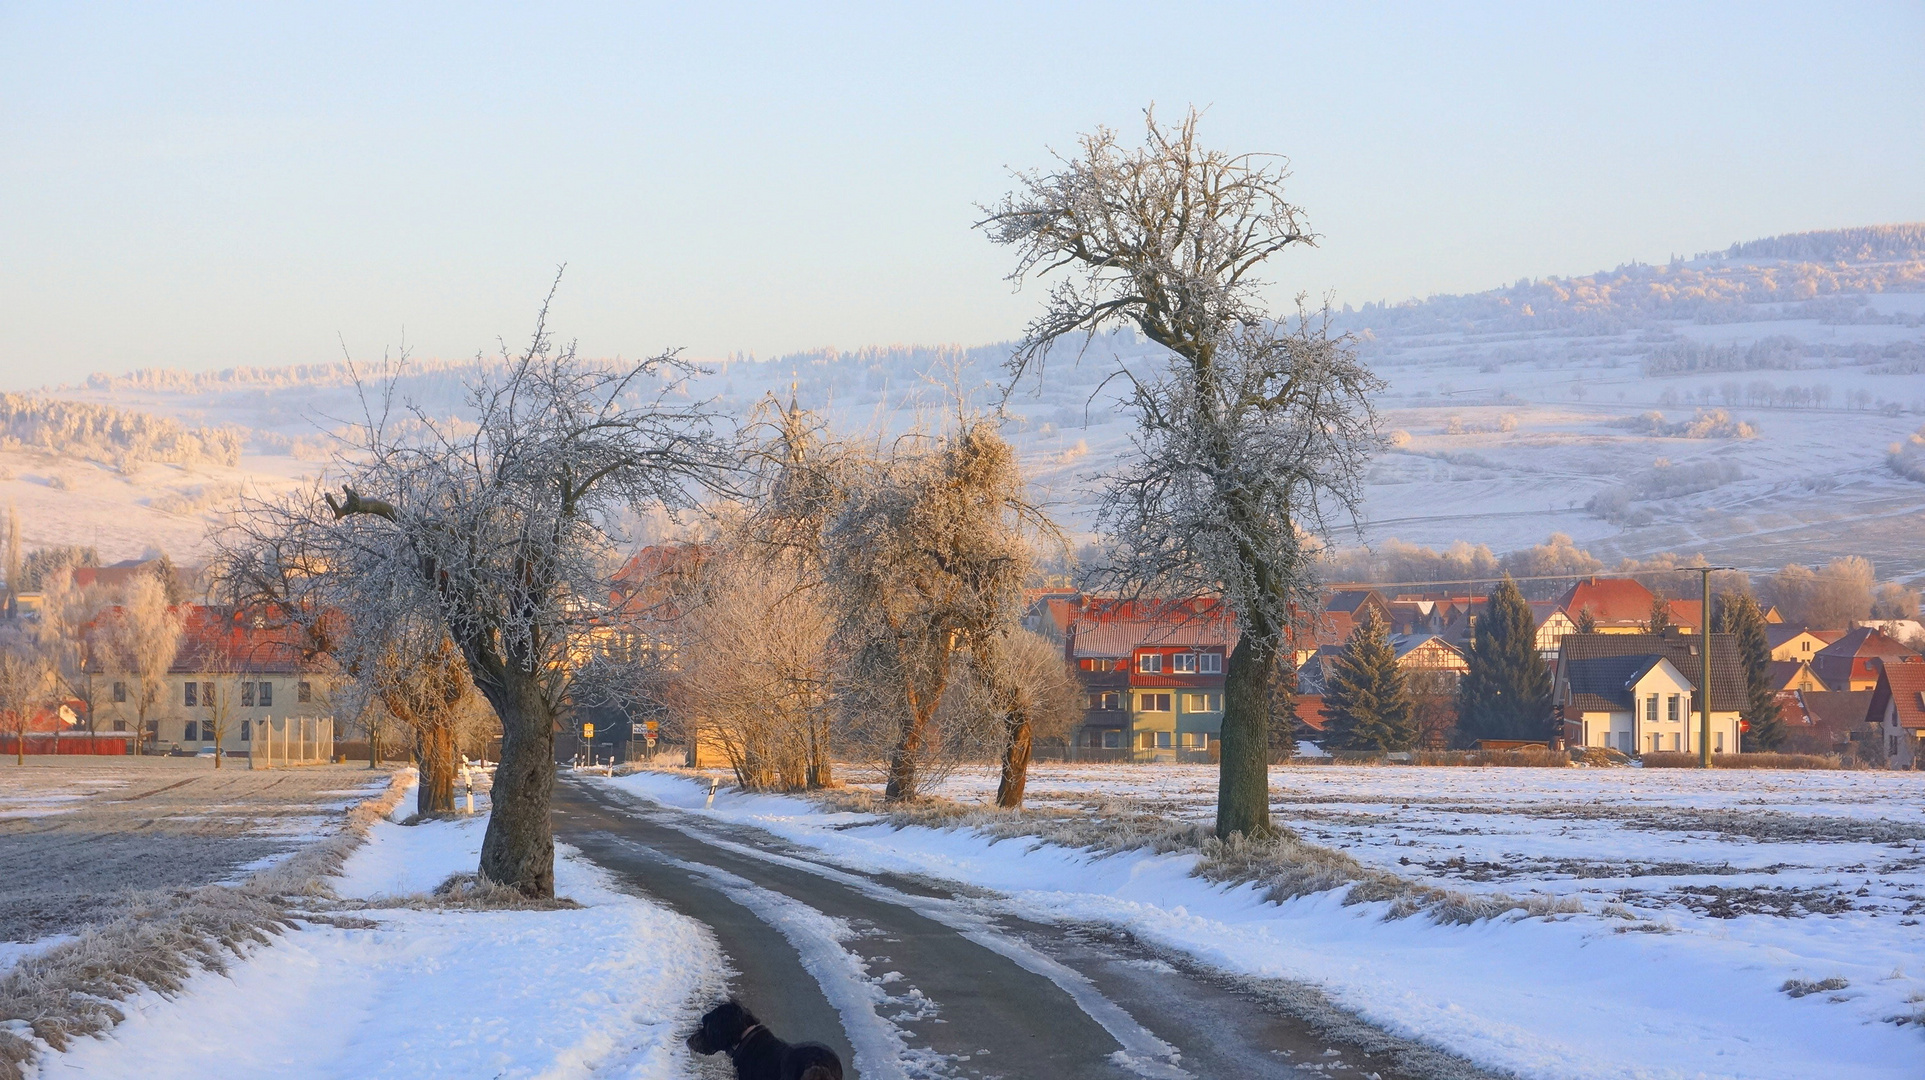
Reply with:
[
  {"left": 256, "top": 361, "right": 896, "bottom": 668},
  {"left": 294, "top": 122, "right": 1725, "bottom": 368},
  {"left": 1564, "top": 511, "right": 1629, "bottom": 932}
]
[{"left": 1322, "top": 567, "right": 1749, "bottom": 593}]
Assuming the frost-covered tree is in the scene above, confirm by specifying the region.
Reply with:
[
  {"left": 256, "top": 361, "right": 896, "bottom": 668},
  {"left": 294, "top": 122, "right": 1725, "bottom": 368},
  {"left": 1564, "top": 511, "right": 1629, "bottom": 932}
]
[
  {"left": 107, "top": 574, "right": 183, "bottom": 754},
  {"left": 824, "top": 421, "right": 1043, "bottom": 801},
  {"left": 980, "top": 107, "right": 1379, "bottom": 837},
  {"left": 220, "top": 302, "right": 731, "bottom": 897},
  {"left": 0, "top": 638, "right": 52, "bottom": 765}
]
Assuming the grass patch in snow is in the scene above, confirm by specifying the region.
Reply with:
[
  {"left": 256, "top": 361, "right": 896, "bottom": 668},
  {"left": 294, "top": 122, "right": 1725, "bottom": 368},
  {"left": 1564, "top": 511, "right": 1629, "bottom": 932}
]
[
  {"left": 1639, "top": 751, "right": 1845, "bottom": 770},
  {"left": 811, "top": 788, "right": 1583, "bottom": 926}
]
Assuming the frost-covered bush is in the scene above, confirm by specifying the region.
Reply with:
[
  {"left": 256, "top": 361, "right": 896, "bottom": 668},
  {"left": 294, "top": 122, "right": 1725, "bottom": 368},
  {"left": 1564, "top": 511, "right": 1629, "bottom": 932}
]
[{"left": 1890, "top": 426, "right": 1925, "bottom": 483}]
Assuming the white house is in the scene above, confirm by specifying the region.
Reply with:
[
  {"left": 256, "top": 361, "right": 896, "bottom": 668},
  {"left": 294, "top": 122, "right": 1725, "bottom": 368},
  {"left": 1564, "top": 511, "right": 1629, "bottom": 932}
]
[{"left": 1554, "top": 631, "right": 1745, "bottom": 755}]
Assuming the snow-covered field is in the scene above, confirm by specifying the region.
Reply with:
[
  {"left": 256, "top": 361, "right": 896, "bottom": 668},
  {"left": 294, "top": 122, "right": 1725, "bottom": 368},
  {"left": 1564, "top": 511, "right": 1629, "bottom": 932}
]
[
  {"left": 35, "top": 788, "right": 724, "bottom": 1080},
  {"left": 609, "top": 764, "right": 1925, "bottom": 1080}
]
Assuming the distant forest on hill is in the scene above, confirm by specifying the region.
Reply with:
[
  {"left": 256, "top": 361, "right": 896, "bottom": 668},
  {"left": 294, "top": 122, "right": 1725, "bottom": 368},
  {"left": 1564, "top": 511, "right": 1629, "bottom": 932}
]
[
  {"left": 1339, "top": 223, "right": 1925, "bottom": 338},
  {"left": 0, "top": 394, "right": 241, "bottom": 469},
  {"left": 1720, "top": 223, "right": 1925, "bottom": 262}
]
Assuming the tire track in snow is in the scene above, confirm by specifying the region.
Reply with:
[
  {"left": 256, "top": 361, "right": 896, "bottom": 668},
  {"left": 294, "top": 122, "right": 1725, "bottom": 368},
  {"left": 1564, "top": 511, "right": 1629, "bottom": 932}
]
[{"left": 620, "top": 799, "right": 1192, "bottom": 1079}]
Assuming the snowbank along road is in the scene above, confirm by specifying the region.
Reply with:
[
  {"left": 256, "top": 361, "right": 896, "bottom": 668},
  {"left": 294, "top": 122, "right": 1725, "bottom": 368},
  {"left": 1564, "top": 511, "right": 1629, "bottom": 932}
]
[{"left": 555, "top": 777, "right": 1497, "bottom": 1080}]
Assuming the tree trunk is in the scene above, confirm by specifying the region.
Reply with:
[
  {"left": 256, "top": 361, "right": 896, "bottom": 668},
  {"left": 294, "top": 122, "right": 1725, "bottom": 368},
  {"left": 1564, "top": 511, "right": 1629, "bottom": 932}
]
[
  {"left": 1217, "top": 633, "right": 1277, "bottom": 839},
  {"left": 417, "top": 720, "right": 457, "bottom": 816},
  {"left": 477, "top": 672, "right": 555, "bottom": 897},
  {"left": 884, "top": 694, "right": 936, "bottom": 802},
  {"left": 995, "top": 714, "right": 1033, "bottom": 809},
  {"left": 368, "top": 723, "right": 380, "bottom": 769}
]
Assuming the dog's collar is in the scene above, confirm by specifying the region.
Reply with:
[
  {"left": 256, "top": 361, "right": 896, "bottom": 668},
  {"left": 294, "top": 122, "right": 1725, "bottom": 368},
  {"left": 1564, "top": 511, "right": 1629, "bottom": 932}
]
[{"left": 729, "top": 1023, "right": 765, "bottom": 1054}]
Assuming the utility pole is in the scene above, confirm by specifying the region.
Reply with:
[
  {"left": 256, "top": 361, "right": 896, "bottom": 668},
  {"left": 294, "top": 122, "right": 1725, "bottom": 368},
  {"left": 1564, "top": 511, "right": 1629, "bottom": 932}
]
[
  {"left": 1685, "top": 567, "right": 1736, "bottom": 768},
  {"left": 1699, "top": 567, "right": 1713, "bottom": 769}
]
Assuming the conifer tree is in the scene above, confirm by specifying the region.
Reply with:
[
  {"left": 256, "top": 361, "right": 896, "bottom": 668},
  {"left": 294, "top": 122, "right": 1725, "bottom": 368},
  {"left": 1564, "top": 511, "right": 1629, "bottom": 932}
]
[
  {"left": 1323, "top": 611, "right": 1414, "bottom": 752},
  {"left": 1573, "top": 606, "right": 1598, "bottom": 634},
  {"left": 1715, "top": 592, "right": 1784, "bottom": 750},
  {"left": 1457, "top": 575, "right": 1553, "bottom": 743}
]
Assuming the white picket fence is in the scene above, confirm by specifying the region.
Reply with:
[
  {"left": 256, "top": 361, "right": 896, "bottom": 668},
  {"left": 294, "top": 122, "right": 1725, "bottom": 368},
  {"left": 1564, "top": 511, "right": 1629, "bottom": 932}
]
[{"left": 249, "top": 716, "right": 335, "bottom": 769}]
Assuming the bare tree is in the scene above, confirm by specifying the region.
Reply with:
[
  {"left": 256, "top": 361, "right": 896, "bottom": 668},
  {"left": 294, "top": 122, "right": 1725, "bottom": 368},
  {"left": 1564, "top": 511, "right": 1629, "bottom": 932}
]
[
  {"left": 1767, "top": 557, "right": 1876, "bottom": 629},
  {"left": 34, "top": 560, "right": 111, "bottom": 737},
  {"left": 204, "top": 666, "right": 240, "bottom": 769},
  {"left": 668, "top": 547, "right": 833, "bottom": 790},
  {"left": 825, "top": 421, "right": 1046, "bottom": 801},
  {"left": 220, "top": 301, "right": 731, "bottom": 897},
  {"left": 108, "top": 574, "right": 183, "bottom": 754},
  {"left": 980, "top": 108, "right": 1379, "bottom": 837},
  {"left": 979, "top": 629, "right": 1081, "bottom": 808},
  {"left": 370, "top": 628, "right": 473, "bottom": 816},
  {"left": 0, "top": 637, "right": 52, "bottom": 764}
]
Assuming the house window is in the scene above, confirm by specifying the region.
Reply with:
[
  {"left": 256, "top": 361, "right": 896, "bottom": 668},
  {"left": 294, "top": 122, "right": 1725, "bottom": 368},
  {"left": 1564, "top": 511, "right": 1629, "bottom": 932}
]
[
  {"left": 1090, "top": 692, "right": 1121, "bottom": 711},
  {"left": 1667, "top": 696, "right": 1679, "bottom": 723},
  {"left": 1138, "top": 653, "right": 1162, "bottom": 673},
  {"left": 184, "top": 720, "right": 199, "bottom": 742},
  {"left": 1156, "top": 731, "right": 1172, "bottom": 749},
  {"left": 1199, "top": 653, "right": 1222, "bottom": 674},
  {"left": 1138, "top": 693, "right": 1171, "bottom": 712},
  {"left": 1138, "top": 731, "right": 1154, "bottom": 749},
  {"left": 242, "top": 683, "right": 256, "bottom": 707},
  {"left": 241, "top": 720, "right": 251, "bottom": 742},
  {"left": 1101, "top": 730, "right": 1122, "bottom": 749},
  {"left": 202, "top": 682, "right": 214, "bottom": 708},
  {"left": 1715, "top": 731, "right": 1724, "bottom": 753},
  {"left": 1181, "top": 732, "right": 1211, "bottom": 749},
  {"left": 1646, "top": 695, "right": 1660, "bottom": 724},
  {"left": 1182, "top": 692, "right": 1223, "bottom": 713},
  {"left": 1171, "top": 652, "right": 1197, "bottom": 674},
  {"left": 297, "top": 681, "right": 312, "bottom": 703},
  {"left": 114, "top": 719, "right": 127, "bottom": 732},
  {"left": 113, "top": 681, "right": 127, "bottom": 703},
  {"left": 258, "top": 682, "right": 273, "bottom": 707},
  {"left": 184, "top": 683, "right": 197, "bottom": 707},
  {"left": 1650, "top": 733, "right": 1660, "bottom": 753}
]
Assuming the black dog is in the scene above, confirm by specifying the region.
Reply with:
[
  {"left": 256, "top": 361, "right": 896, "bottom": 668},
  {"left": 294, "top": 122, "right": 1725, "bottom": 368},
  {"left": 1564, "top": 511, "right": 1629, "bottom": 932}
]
[{"left": 686, "top": 999, "right": 844, "bottom": 1080}]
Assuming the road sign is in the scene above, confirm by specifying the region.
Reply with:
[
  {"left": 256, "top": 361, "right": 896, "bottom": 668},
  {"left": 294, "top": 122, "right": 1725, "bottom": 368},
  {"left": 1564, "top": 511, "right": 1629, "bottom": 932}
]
[
  {"left": 644, "top": 719, "right": 659, "bottom": 737},
  {"left": 631, "top": 722, "right": 646, "bottom": 736},
  {"left": 645, "top": 737, "right": 657, "bottom": 749},
  {"left": 581, "top": 723, "right": 594, "bottom": 739}
]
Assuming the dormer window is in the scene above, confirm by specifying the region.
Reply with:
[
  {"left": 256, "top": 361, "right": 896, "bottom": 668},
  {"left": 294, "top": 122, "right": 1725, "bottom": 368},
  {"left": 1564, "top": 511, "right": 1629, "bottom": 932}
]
[{"left": 1138, "top": 653, "right": 1162, "bottom": 673}]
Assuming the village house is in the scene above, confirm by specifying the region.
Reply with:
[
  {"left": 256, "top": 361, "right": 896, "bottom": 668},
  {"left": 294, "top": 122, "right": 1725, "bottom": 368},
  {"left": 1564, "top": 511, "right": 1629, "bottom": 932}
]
[
  {"left": 90, "top": 605, "right": 334, "bottom": 755},
  {"left": 1063, "top": 598, "right": 1236, "bottom": 762},
  {"left": 1781, "top": 689, "right": 1877, "bottom": 756},
  {"left": 1811, "top": 627, "right": 1923, "bottom": 692},
  {"left": 1553, "top": 630, "right": 1745, "bottom": 755},
  {"left": 1867, "top": 659, "right": 1925, "bottom": 768},
  {"left": 1766, "top": 626, "right": 1843, "bottom": 664},
  {"left": 1767, "top": 659, "right": 1829, "bottom": 695}
]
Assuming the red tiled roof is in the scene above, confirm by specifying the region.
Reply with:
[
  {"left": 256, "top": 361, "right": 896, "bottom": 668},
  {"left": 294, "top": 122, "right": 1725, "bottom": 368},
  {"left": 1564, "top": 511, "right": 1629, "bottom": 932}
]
[
  {"left": 1066, "top": 598, "right": 1238, "bottom": 658},
  {"left": 1872, "top": 663, "right": 1925, "bottom": 730}
]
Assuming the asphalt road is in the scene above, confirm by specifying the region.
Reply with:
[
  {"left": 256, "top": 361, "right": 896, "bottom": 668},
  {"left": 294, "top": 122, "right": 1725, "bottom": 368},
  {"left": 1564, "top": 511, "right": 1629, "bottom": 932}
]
[{"left": 554, "top": 778, "right": 1491, "bottom": 1080}]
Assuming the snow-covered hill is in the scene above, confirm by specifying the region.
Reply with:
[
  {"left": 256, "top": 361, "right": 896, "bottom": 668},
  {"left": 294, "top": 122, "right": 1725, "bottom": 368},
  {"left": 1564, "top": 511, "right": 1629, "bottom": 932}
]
[{"left": 20, "top": 224, "right": 1925, "bottom": 582}]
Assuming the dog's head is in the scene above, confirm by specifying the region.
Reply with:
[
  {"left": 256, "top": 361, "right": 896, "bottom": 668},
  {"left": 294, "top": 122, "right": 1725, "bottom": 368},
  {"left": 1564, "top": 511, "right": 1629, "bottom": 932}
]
[{"left": 685, "top": 999, "right": 758, "bottom": 1056}]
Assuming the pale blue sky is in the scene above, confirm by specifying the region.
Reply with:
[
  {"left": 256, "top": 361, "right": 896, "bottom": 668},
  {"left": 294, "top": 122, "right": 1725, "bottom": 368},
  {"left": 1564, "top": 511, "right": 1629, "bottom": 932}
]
[{"left": 2, "top": 2, "right": 1921, "bottom": 387}]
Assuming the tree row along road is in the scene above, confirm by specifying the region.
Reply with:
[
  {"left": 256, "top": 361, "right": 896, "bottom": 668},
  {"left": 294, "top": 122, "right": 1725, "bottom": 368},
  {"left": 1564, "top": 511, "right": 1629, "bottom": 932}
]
[{"left": 554, "top": 779, "right": 1493, "bottom": 1080}]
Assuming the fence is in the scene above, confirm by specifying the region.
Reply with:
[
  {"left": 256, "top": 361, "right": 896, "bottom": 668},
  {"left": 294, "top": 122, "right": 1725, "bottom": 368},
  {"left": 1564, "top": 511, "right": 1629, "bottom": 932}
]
[
  {"left": 0, "top": 732, "right": 133, "bottom": 756},
  {"left": 249, "top": 716, "right": 335, "bottom": 768}
]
